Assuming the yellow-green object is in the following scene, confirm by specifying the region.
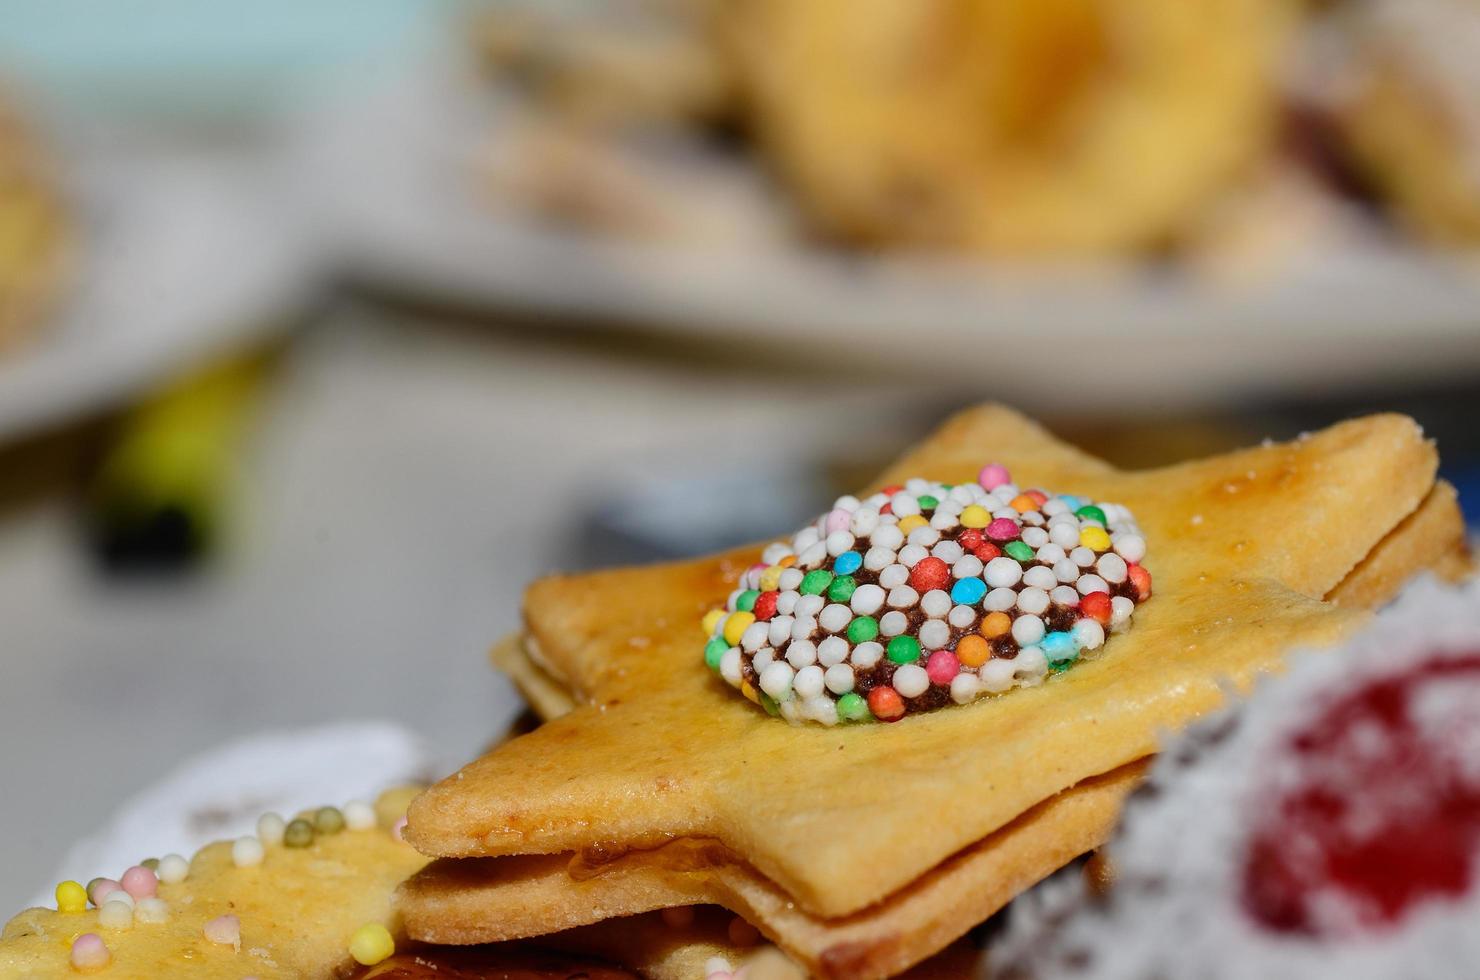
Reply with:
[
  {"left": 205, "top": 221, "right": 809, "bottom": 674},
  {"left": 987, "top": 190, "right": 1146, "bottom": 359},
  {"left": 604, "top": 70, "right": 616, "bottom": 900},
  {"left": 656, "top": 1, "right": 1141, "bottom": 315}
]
[{"left": 89, "top": 352, "right": 273, "bottom": 569}]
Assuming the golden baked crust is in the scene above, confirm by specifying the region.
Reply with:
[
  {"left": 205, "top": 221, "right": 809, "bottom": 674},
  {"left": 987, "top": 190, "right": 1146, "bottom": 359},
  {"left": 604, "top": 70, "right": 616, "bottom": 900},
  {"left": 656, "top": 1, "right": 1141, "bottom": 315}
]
[
  {"left": 0, "top": 790, "right": 426, "bottom": 979},
  {"left": 718, "top": 0, "right": 1293, "bottom": 254},
  {"left": 406, "top": 405, "right": 1436, "bottom": 922},
  {"left": 403, "top": 762, "right": 1142, "bottom": 979},
  {"left": 1327, "top": 480, "right": 1471, "bottom": 607}
]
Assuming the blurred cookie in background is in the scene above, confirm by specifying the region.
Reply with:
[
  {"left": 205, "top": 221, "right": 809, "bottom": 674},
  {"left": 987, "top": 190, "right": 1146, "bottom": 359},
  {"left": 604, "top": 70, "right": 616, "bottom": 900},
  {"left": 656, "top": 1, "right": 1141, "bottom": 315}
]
[{"left": 0, "top": 87, "right": 67, "bottom": 354}]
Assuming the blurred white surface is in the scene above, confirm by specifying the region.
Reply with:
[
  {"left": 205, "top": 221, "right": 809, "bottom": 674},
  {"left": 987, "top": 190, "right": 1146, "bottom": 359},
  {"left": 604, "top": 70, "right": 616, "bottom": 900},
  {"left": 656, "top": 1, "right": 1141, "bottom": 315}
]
[
  {"left": 0, "top": 306, "right": 915, "bottom": 912},
  {"left": 0, "top": 153, "right": 315, "bottom": 443},
  {"left": 304, "top": 58, "right": 1480, "bottom": 407}
]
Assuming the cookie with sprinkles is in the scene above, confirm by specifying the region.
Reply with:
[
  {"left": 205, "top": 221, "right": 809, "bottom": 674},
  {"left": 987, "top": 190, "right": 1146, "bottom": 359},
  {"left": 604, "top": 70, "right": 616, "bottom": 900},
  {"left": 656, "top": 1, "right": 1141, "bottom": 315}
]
[{"left": 702, "top": 464, "right": 1151, "bottom": 725}]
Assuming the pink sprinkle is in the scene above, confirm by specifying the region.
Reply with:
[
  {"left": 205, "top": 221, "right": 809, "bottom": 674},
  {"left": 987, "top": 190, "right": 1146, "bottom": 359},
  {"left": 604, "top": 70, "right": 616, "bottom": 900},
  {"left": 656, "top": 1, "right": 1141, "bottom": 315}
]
[
  {"left": 70, "top": 933, "right": 110, "bottom": 971},
  {"left": 824, "top": 508, "right": 851, "bottom": 533},
  {"left": 120, "top": 865, "right": 157, "bottom": 900},
  {"left": 978, "top": 463, "right": 1011, "bottom": 490},
  {"left": 985, "top": 518, "right": 1020, "bottom": 542},
  {"left": 203, "top": 913, "right": 241, "bottom": 950},
  {"left": 391, "top": 816, "right": 409, "bottom": 842},
  {"left": 87, "top": 879, "right": 120, "bottom": 908},
  {"left": 926, "top": 650, "right": 960, "bottom": 685}
]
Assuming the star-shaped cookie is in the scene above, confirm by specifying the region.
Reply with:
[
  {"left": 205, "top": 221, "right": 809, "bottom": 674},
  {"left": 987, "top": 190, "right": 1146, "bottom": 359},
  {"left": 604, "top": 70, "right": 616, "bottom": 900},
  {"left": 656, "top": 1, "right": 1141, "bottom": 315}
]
[{"left": 406, "top": 406, "right": 1447, "bottom": 939}]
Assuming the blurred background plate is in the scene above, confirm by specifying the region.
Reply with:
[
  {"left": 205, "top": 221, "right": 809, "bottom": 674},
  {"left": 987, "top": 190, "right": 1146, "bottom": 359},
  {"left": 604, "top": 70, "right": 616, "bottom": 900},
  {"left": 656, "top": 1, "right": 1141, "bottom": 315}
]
[
  {"left": 304, "top": 57, "right": 1480, "bottom": 409},
  {"left": 0, "top": 153, "right": 316, "bottom": 443}
]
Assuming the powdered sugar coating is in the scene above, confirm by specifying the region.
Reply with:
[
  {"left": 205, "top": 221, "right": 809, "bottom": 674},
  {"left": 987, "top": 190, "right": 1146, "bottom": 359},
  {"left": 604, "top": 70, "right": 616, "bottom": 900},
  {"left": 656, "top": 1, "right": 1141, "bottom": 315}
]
[{"left": 1002, "top": 577, "right": 1480, "bottom": 980}]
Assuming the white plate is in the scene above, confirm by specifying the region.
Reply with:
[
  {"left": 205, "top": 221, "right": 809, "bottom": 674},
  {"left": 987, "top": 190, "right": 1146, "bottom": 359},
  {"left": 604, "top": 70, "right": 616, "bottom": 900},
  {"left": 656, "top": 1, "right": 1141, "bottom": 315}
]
[
  {"left": 304, "top": 57, "right": 1480, "bottom": 408},
  {"left": 0, "top": 152, "right": 315, "bottom": 443}
]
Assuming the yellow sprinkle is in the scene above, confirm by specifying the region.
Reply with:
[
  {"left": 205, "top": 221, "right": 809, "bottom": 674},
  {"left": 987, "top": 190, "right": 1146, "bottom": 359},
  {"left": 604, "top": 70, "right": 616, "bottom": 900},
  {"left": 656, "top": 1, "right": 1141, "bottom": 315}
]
[
  {"left": 758, "top": 566, "right": 783, "bottom": 591},
  {"left": 897, "top": 514, "right": 928, "bottom": 534},
  {"left": 722, "top": 611, "right": 755, "bottom": 646},
  {"left": 1080, "top": 526, "right": 1112, "bottom": 552},
  {"left": 701, "top": 609, "right": 726, "bottom": 635},
  {"left": 959, "top": 505, "right": 990, "bottom": 529},
  {"left": 55, "top": 880, "right": 87, "bottom": 914},
  {"left": 348, "top": 923, "right": 395, "bottom": 966},
  {"left": 740, "top": 680, "right": 760, "bottom": 704}
]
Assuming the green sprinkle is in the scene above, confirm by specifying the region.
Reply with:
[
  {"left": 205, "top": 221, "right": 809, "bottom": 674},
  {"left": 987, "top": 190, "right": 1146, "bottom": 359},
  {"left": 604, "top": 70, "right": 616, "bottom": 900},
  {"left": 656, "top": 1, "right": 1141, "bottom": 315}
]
[
  {"left": 704, "top": 637, "right": 728, "bottom": 671},
  {"left": 800, "top": 569, "right": 834, "bottom": 596},
  {"left": 887, "top": 635, "right": 922, "bottom": 664},
  {"left": 735, "top": 589, "right": 759, "bottom": 612},
  {"left": 1075, "top": 505, "right": 1107, "bottom": 525},
  {"left": 828, "top": 575, "right": 858, "bottom": 603},
  {"left": 1005, "top": 540, "right": 1035, "bottom": 562},
  {"left": 284, "top": 819, "right": 315, "bottom": 848},
  {"left": 836, "top": 692, "right": 870, "bottom": 723},
  {"left": 1049, "top": 660, "right": 1075, "bottom": 673},
  {"left": 314, "top": 806, "right": 345, "bottom": 835},
  {"left": 917, "top": 495, "right": 939, "bottom": 510},
  {"left": 759, "top": 691, "right": 781, "bottom": 717},
  {"left": 86, "top": 878, "right": 108, "bottom": 898},
  {"left": 846, "top": 615, "right": 879, "bottom": 644},
  {"left": 140, "top": 858, "right": 160, "bottom": 872}
]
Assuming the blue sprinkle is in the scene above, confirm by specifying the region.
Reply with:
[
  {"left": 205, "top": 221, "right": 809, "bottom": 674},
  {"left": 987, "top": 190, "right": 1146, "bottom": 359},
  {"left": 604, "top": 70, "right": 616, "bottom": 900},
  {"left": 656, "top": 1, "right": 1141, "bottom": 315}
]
[
  {"left": 1059, "top": 494, "right": 1083, "bottom": 511},
  {"left": 950, "top": 576, "right": 987, "bottom": 606},
  {"left": 833, "top": 551, "right": 862, "bottom": 575},
  {"left": 1041, "top": 631, "right": 1080, "bottom": 665}
]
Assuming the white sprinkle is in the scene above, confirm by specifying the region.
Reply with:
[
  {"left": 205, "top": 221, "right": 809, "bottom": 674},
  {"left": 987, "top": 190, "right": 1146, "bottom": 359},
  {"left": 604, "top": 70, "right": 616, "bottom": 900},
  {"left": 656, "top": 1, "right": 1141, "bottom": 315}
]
[
  {"left": 775, "top": 590, "right": 800, "bottom": 616},
  {"left": 880, "top": 611, "right": 909, "bottom": 637},
  {"left": 778, "top": 568, "right": 804, "bottom": 592},
  {"left": 984, "top": 557, "right": 1024, "bottom": 589},
  {"left": 879, "top": 563, "right": 910, "bottom": 589},
  {"left": 921, "top": 590, "right": 952, "bottom": 618},
  {"left": 1020, "top": 526, "right": 1049, "bottom": 548},
  {"left": 785, "top": 639, "right": 817, "bottom": 668},
  {"left": 1073, "top": 619, "right": 1106, "bottom": 651},
  {"left": 980, "top": 658, "right": 1017, "bottom": 693},
  {"left": 1035, "top": 543, "right": 1067, "bottom": 565},
  {"left": 790, "top": 616, "right": 817, "bottom": 641},
  {"left": 1022, "top": 565, "right": 1057, "bottom": 590},
  {"left": 890, "top": 492, "right": 921, "bottom": 517},
  {"left": 1012, "top": 614, "right": 1046, "bottom": 647},
  {"left": 1112, "top": 532, "right": 1147, "bottom": 563},
  {"left": 851, "top": 508, "right": 880, "bottom": 538},
  {"left": 817, "top": 636, "right": 850, "bottom": 666},
  {"left": 1070, "top": 546, "right": 1097, "bottom": 567},
  {"left": 256, "top": 812, "right": 286, "bottom": 846},
  {"left": 1042, "top": 498, "right": 1069, "bottom": 516},
  {"left": 919, "top": 620, "right": 951, "bottom": 651},
  {"left": 1053, "top": 558, "right": 1081, "bottom": 583},
  {"left": 1077, "top": 574, "right": 1110, "bottom": 596},
  {"left": 898, "top": 544, "right": 929, "bottom": 568},
  {"left": 798, "top": 542, "right": 828, "bottom": 568},
  {"left": 1111, "top": 595, "right": 1136, "bottom": 630},
  {"left": 851, "top": 641, "right": 884, "bottom": 668},
  {"left": 948, "top": 604, "right": 977, "bottom": 629},
  {"left": 1049, "top": 522, "right": 1080, "bottom": 550},
  {"left": 950, "top": 672, "right": 982, "bottom": 704},
  {"left": 793, "top": 527, "right": 820, "bottom": 552},
  {"left": 931, "top": 540, "right": 964, "bottom": 564},
  {"left": 805, "top": 695, "right": 838, "bottom": 726},
  {"left": 157, "top": 854, "right": 189, "bottom": 884},
  {"left": 863, "top": 546, "right": 895, "bottom": 571},
  {"left": 753, "top": 648, "right": 774, "bottom": 673},
  {"left": 871, "top": 524, "right": 904, "bottom": 551},
  {"left": 985, "top": 587, "right": 1018, "bottom": 612},
  {"left": 1051, "top": 585, "right": 1081, "bottom": 607},
  {"left": 720, "top": 649, "right": 742, "bottom": 685},
  {"left": 1021, "top": 511, "right": 1045, "bottom": 527},
  {"left": 887, "top": 586, "right": 920, "bottom": 609},
  {"left": 819, "top": 603, "right": 852, "bottom": 633},
  {"left": 825, "top": 663, "right": 855, "bottom": 694},
  {"left": 793, "top": 665, "right": 825, "bottom": 700},
  {"left": 795, "top": 593, "right": 825, "bottom": 618},
  {"left": 232, "top": 836, "right": 265, "bottom": 868},
  {"left": 833, "top": 494, "right": 860, "bottom": 512},
  {"left": 952, "top": 555, "right": 984, "bottom": 579},
  {"left": 893, "top": 664, "right": 930, "bottom": 698},
  {"left": 1016, "top": 587, "right": 1050, "bottom": 616},
  {"left": 929, "top": 511, "right": 959, "bottom": 531},
  {"left": 741, "top": 622, "right": 769, "bottom": 652},
  {"left": 102, "top": 890, "right": 134, "bottom": 910},
  {"left": 99, "top": 899, "right": 133, "bottom": 930},
  {"left": 134, "top": 898, "right": 169, "bottom": 924},
  {"left": 1097, "top": 553, "right": 1128, "bottom": 584},
  {"left": 762, "top": 542, "right": 792, "bottom": 565},
  {"left": 850, "top": 584, "right": 886, "bottom": 616},
  {"left": 759, "top": 661, "right": 796, "bottom": 701},
  {"left": 907, "top": 526, "right": 941, "bottom": 548},
  {"left": 203, "top": 914, "right": 241, "bottom": 951},
  {"left": 768, "top": 616, "right": 794, "bottom": 647},
  {"left": 826, "top": 531, "right": 855, "bottom": 556}
]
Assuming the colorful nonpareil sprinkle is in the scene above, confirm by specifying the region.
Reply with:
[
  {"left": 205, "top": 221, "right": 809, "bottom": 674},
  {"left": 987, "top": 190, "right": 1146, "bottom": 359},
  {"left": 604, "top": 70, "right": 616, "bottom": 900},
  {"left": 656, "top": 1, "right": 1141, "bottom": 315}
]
[{"left": 702, "top": 466, "right": 1152, "bottom": 725}]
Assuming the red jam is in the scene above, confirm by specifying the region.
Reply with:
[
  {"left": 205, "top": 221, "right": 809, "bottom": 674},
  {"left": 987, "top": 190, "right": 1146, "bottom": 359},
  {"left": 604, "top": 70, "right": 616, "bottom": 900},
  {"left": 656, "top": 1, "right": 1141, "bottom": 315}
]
[{"left": 1241, "top": 653, "right": 1480, "bottom": 935}]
